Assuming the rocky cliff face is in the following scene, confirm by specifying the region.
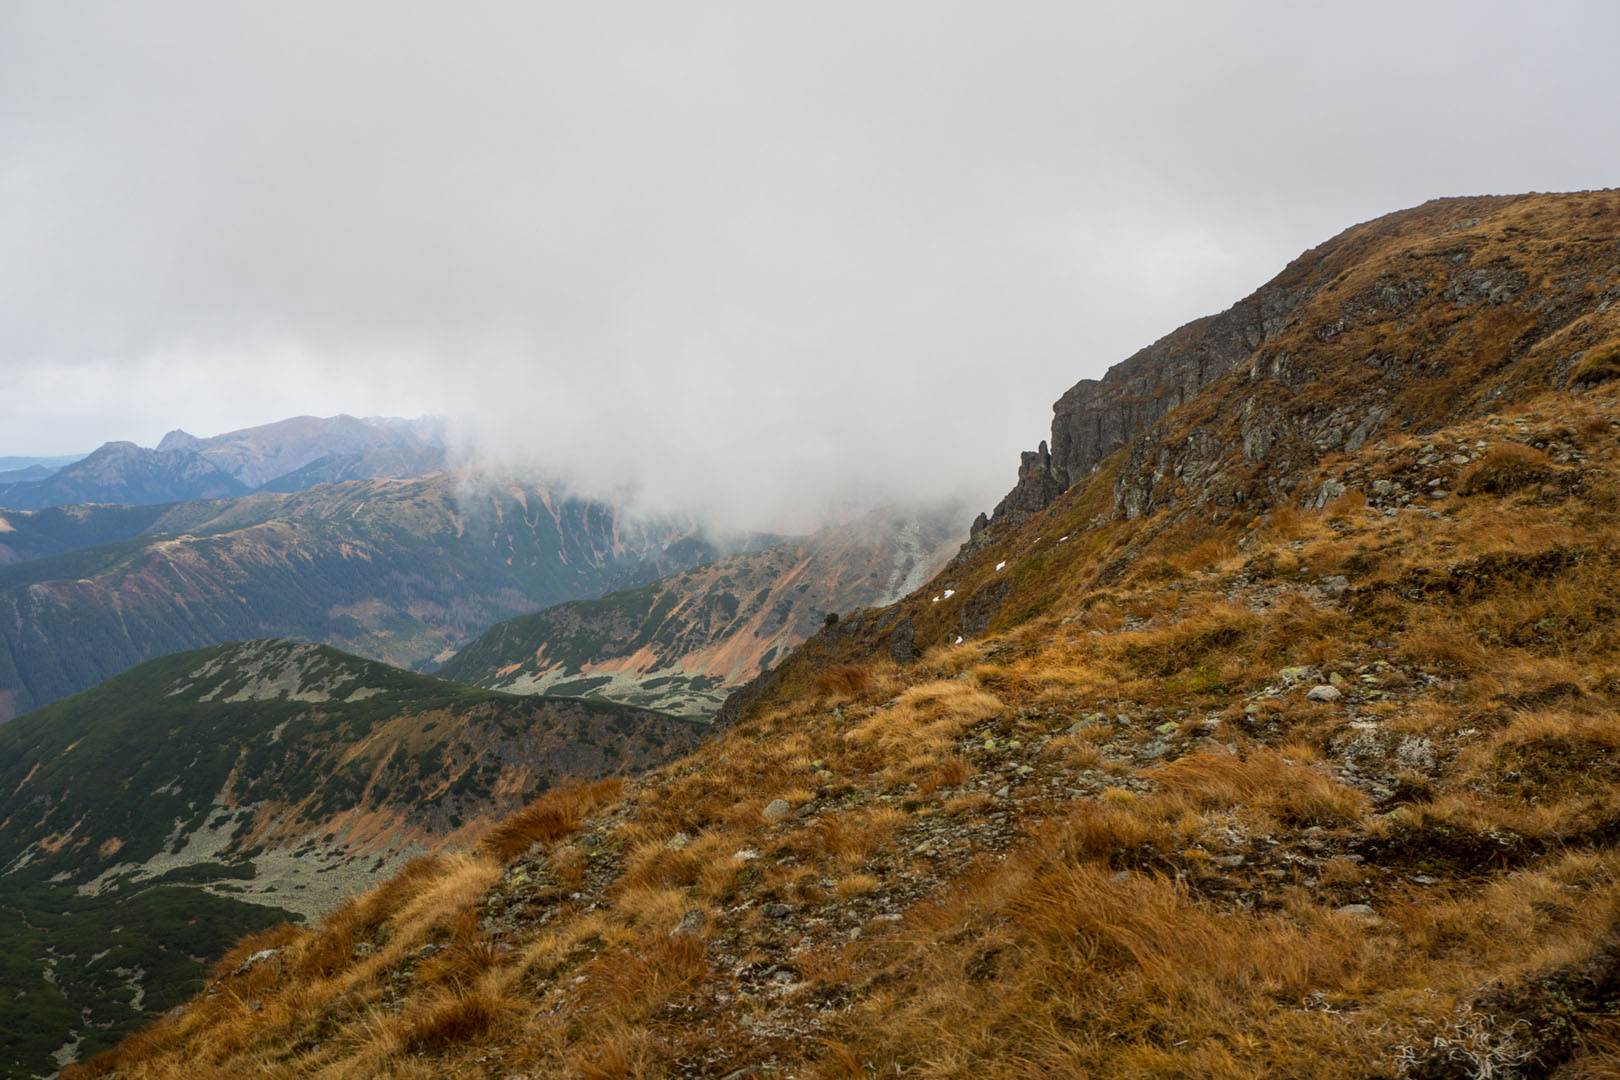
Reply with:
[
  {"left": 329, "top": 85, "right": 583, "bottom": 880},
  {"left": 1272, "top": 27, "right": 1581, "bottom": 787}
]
[
  {"left": 985, "top": 191, "right": 1620, "bottom": 530},
  {"left": 986, "top": 287, "right": 1280, "bottom": 527}
]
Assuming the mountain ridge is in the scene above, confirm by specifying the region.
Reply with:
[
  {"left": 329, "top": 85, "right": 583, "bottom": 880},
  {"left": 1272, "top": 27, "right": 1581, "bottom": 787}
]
[
  {"left": 0, "top": 414, "right": 449, "bottom": 511},
  {"left": 0, "top": 441, "right": 251, "bottom": 510},
  {"left": 0, "top": 470, "right": 713, "bottom": 721},
  {"left": 983, "top": 192, "right": 1615, "bottom": 532},
  {"left": 0, "top": 637, "right": 704, "bottom": 1075},
  {"left": 60, "top": 190, "right": 1620, "bottom": 1080},
  {"left": 439, "top": 506, "right": 965, "bottom": 715}
]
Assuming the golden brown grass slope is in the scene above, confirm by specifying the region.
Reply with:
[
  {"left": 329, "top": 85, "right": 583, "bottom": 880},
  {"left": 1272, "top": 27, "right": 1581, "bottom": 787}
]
[{"left": 68, "top": 193, "right": 1620, "bottom": 1079}]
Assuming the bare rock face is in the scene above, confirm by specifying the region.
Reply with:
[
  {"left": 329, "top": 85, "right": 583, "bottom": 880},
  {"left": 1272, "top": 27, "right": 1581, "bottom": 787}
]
[
  {"left": 987, "top": 441, "right": 1067, "bottom": 526},
  {"left": 983, "top": 191, "right": 1620, "bottom": 529},
  {"left": 986, "top": 270, "right": 1305, "bottom": 528},
  {"left": 1049, "top": 297, "right": 1268, "bottom": 489}
]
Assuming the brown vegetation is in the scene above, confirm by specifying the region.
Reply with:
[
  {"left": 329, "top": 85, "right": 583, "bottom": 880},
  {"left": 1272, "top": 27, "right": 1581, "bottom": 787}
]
[{"left": 64, "top": 192, "right": 1620, "bottom": 1079}]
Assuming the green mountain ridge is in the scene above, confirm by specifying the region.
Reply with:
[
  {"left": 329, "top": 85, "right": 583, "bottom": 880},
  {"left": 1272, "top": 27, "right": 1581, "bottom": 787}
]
[
  {"left": 0, "top": 637, "right": 705, "bottom": 1076},
  {"left": 258, "top": 445, "right": 450, "bottom": 492},
  {"left": 0, "top": 470, "right": 715, "bottom": 722}
]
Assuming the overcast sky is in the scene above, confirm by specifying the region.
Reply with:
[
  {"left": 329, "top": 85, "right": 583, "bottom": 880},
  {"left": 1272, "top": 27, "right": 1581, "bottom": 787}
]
[{"left": 3, "top": 1, "right": 1618, "bottom": 528}]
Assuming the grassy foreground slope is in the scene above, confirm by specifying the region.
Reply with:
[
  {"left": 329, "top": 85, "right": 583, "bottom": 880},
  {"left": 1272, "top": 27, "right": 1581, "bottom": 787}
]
[
  {"left": 0, "top": 639, "right": 703, "bottom": 1078},
  {"left": 69, "top": 192, "right": 1620, "bottom": 1079}
]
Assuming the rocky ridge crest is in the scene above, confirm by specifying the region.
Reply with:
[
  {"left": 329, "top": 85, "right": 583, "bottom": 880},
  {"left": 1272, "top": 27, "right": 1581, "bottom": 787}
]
[{"left": 983, "top": 191, "right": 1620, "bottom": 533}]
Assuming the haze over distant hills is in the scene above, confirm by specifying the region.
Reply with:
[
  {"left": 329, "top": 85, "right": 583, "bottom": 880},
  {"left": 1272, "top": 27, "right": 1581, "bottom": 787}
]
[
  {"left": 0, "top": 411, "right": 986, "bottom": 723},
  {"left": 441, "top": 506, "right": 965, "bottom": 715},
  {"left": 0, "top": 414, "right": 449, "bottom": 510},
  {"left": 0, "top": 469, "right": 719, "bottom": 721}
]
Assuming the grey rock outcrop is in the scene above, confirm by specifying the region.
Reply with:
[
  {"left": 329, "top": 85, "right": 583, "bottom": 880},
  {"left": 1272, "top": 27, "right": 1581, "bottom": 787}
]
[
  {"left": 987, "top": 441, "right": 1066, "bottom": 526},
  {"left": 1048, "top": 299, "right": 1267, "bottom": 488},
  {"left": 985, "top": 265, "right": 1313, "bottom": 528},
  {"left": 981, "top": 192, "right": 1620, "bottom": 531}
]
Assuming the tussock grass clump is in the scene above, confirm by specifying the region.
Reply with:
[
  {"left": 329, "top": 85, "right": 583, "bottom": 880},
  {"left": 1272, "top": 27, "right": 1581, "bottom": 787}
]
[
  {"left": 843, "top": 678, "right": 1003, "bottom": 757},
  {"left": 400, "top": 987, "right": 508, "bottom": 1052},
  {"left": 1461, "top": 442, "right": 1561, "bottom": 495},
  {"left": 478, "top": 778, "right": 621, "bottom": 862},
  {"left": 814, "top": 662, "right": 871, "bottom": 697},
  {"left": 1572, "top": 344, "right": 1620, "bottom": 386},
  {"left": 1113, "top": 604, "right": 1259, "bottom": 677},
  {"left": 1476, "top": 708, "right": 1620, "bottom": 799},
  {"left": 1152, "top": 746, "right": 1368, "bottom": 827}
]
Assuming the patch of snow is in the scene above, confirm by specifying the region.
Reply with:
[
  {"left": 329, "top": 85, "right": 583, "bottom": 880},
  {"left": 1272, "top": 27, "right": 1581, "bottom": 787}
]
[
  {"left": 954, "top": 636, "right": 963, "bottom": 644},
  {"left": 943, "top": 589, "right": 955, "bottom": 599},
  {"left": 995, "top": 561, "right": 1006, "bottom": 571}
]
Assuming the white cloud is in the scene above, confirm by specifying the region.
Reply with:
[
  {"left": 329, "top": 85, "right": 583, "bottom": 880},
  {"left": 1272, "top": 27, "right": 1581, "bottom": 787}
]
[{"left": 2, "top": 1, "right": 1618, "bottom": 527}]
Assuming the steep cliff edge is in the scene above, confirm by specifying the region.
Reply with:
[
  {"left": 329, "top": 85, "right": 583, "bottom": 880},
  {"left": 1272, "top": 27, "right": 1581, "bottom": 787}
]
[{"left": 986, "top": 191, "right": 1620, "bottom": 530}]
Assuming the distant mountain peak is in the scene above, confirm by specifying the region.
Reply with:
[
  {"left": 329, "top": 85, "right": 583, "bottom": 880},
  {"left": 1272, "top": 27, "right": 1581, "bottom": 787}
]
[{"left": 156, "top": 428, "right": 201, "bottom": 451}]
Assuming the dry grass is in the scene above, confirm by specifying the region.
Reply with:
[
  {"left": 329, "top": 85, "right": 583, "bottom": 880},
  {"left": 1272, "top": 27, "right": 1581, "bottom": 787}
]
[
  {"left": 1151, "top": 746, "right": 1369, "bottom": 827},
  {"left": 843, "top": 678, "right": 1003, "bottom": 757},
  {"left": 477, "top": 778, "right": 622, "bottom": 862},
  {"left": 67, "top": 342, "right": 1620, "bottom": 1079},
  {"left": 1110, "top": 603, "right": 1260, "bottom": 678},
  {"left": 1461, "top": 442, "right": 1560, "bottom": 495},
  {"left": 399, "top": 986, "right": 510, "bottom": 1052},
  {"left": 814, "top": 662, "right": 872, "bottom": 697}
]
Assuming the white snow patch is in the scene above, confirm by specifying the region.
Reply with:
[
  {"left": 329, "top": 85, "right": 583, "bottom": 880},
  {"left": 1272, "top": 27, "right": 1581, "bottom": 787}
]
[
  {"left": 943, "top": 589, "right": 955, "bottom": 599},
  {"left": 995, "top": 561, "right": 1006, "bottom": 571},
  {"left": 954, "top": 636, "right": 963, "bottom": 644}
]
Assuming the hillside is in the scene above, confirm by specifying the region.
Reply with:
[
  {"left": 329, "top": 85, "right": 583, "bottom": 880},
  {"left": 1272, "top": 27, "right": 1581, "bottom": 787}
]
[
  {"left": 0, "top": 416, "right": 446, "bottom": 511},
  {"left": 0, "top": 638, "right": 704, "bottom": 1077},
  {"left": 258, "top": 445, "right": 449, "bottom": 492},
  {"left": 439, "top": 507, "right": 964, "bottom": 716},
  {"left": 0, "top": 470, "right": 710, "bottom": 721},
  {"left": 0, "top": 440, "right": 250, "bottom": 510},
  {"left": 159, "top": 413, "right": 446, "bottom": 489},
  {"left": 0, "top": 454, "right": 82, "bottom": 475},
  {"left": 0, "top": 502, "right": 175, "bottom": 566},
  {"left": 65, "top": 191, "right": 1620, "bottom": 1079}
]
